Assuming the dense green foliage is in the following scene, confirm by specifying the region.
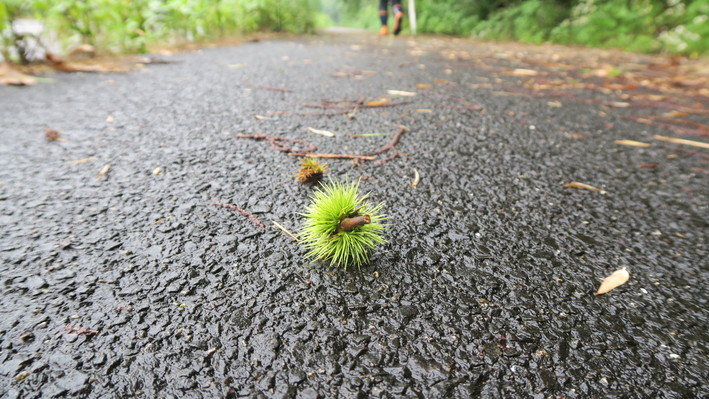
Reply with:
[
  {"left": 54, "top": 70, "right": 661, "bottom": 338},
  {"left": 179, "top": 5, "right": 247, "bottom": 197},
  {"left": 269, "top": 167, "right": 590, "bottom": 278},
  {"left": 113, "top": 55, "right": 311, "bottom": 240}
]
[
  {"left": 2, "top": 0, "right": 706, "bottom": 61},
  {"left": 329, "top": 0, "right": 709, "bottom": 55},
  {"left": 1, "top": 0, "right": 320, "bottom": 61}
]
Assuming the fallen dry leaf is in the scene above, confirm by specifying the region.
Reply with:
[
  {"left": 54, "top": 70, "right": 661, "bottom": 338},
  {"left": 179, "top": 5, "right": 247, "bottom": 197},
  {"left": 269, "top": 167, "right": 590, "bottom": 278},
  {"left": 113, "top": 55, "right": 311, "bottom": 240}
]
[
  {"left": 433, "top": 78, "right": 457, "bottom": 85},
  {"left": 512, "top": 68, "right": 538, "bottom": 77},
  {"left": 416, "top": 84, "right": 433, "bottom": 89},
  {"left": 547, "top": 101, "right": 562, "bottom": 108},
  {"left": 608, "top": 102, "right": 631, "bottom": 108},
  {"left": 254, "top": 115, "right": 274, "bottom": 120},
  {"left": 614, "top": 140, "right": 651, "bottom": 147},
  {"left": 45, "top": 128, "right": 65, "bottom": 142},
  {"left": 151, "top": 216, "right": 172, "bottom": 225},
  {"left": 366, "top": 98, "right": 391, "bottom": 107},
  {"left": 307, "top": 127, "right": 336, "bottom": 137},
  {"left": 97, "top": 164, "right": 111, "bottom": 180},
  {"left": 0, "top": 63, "right": 36, "bottom": 86},
  {"left": 564, "top": 182, "right": 607, "bottom": 194},
  {"left": 654, "top": 135, "right": 709, "bottom": 150},
  {"left": 65, "top": 157, "right": 96, "bottom": 164},
  {"left": 595, "top": 268, "right": 629, "bottom": 295},
  {"left": 416, "top": 109, "right": 433, "bottom": 113},
  {"left": 411, "top": 169, "right": 420, "bottom": 188},
  {"left": 564, "top": 132, "right": 587, "bottom": 139},
  {"left": 15, "top": 371, "right": 30, "bottom": 382},
  {"left": 663, "top": 110, "right": 689, "bottom": 118},
  {"left": 68, "top": 44, "right": 95, "bottom": 58},
  {"left": 387, "top": 90, "right": 416, "bottom": 97},
  {"left": 51, "top": 58, "right": 130, "bottom": 73}
]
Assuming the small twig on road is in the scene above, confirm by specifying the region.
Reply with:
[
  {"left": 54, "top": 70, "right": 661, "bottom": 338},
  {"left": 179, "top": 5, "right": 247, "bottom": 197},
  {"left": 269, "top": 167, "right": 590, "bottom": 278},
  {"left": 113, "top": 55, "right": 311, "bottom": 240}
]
[
  {"left": 654, "top": 135, "right": 709, "bottom": 150},
  {"left": 237, "top": 126, "right": 408, "bottom": 165},
  {"left": 288, "top": 152, "right": 376, "bottom": 161},
  {"left": 303, "top": 103, "right": 351, "bottom": 110},
  {"left": 212, "top": 203, "right": 266, "bottom": 229},
  {"left": 363, "top": 125, "right": 409, "bottom": 164},
  {"left": 297, "top": 108, "right": 357, "bottom": 116},
  {"left": 244, "top": 82, "right": 294, "bottom": 93},
  {"left": 360, "top": 100, "right": 414, "bottom": 109},
  {"left": 298, "top": 110, "right": 354, "bottom": 117},
  {"left": 64, "top": 325, "right": 100, "bottom": 336},
  {"left": 365, "top": 125, "right": 407, "bottom": 156}
]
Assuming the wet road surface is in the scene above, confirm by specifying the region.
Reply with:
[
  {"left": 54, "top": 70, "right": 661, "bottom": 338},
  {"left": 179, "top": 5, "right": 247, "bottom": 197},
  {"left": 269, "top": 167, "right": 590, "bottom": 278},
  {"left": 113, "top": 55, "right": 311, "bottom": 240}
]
[{"left": 1, "top": 33, "right": 707, "bottom": 398}]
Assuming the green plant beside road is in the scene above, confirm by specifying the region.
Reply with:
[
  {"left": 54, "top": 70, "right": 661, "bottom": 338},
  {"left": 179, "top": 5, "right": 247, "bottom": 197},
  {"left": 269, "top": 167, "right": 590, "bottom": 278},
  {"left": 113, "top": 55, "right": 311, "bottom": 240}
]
[
  {"left": 327, "top": 0, "right": 709, "bottom": 56},
  {"left": 1, "top": 0, "right": 322, "bottom": 62}
]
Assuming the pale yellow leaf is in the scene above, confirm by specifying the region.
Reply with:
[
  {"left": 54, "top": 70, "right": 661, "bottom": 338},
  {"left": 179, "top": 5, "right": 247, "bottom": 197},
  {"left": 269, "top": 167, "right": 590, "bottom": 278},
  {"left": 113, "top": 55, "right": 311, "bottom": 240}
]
[
  {"left": 564, "top": 132, "right": 587, "bottom": 139},
  {"left": 615, "top": 140, "right": 651, "bottom": 147},
  {"left": 65, "top": 157, "right": 96, "bottom": 164},
  {"left": 512, "top": 68, "right": 538, "bottom": 77},
  {"left": 433, "top": 78, "right": 456, "bottom": 85},
  {"left": 595, "top": 268, "right": 630, "bottom": 295},
  {"left": 307, "top": 127, "right": 336, "bottom": 137},
  {"left": 97, "top": 164, "right": 111, "bottom": 180},
  {"left": 547, "top": 101, "right": 562, "bottom": 108},
  {"left": 663, "top": 110, "right": 688, "bottom": 118},
  {"left": 366, "top": 98, "right": 391, "bottom": 107},
  {"left": 386, "top": 90, "right": 417, "bottom": 97},
  {"left": 608, "top": 102, "right": 630, "bottom": 108},
  {"left": 0, "top": 63, "right": 37, "bottom": 86},
  {"left": 654, "top": 135, "right": 709, "bottom": 150}
]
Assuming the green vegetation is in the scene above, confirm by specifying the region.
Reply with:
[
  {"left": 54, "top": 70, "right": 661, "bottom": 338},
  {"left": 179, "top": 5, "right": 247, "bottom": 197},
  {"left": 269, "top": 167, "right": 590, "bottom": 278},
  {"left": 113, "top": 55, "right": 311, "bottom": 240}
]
[
  {"left": 2, "top": 0, "right": 706, "bottom": 62},
  {"left": 301, "top": 180, "right": 386, "bottom": 270},
  {"left": 1, "top": 0, "right": 321, "bottom": 62},
  {"left": 328, "top": 0, "right": 709, "bottom": 55}
]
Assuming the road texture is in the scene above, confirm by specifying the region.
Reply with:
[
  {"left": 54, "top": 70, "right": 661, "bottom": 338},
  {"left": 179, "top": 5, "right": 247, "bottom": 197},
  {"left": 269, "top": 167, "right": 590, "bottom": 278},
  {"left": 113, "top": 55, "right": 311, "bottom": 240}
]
[{"left": 1, "top": 32, "right": 707, "bottom": 398}]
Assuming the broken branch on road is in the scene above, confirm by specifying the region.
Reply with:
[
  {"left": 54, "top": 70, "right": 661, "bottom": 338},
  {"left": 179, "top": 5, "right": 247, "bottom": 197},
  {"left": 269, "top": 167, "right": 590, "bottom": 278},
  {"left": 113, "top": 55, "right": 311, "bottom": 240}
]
[
  {"left": 364, "top": 125, "right": 409, "bottom": 164},
  {"left": 64, "top": 325, "right": 100, "bottom": 336},
  {"left": 288, "top": 153, "right": 376, "bottom": 161}
]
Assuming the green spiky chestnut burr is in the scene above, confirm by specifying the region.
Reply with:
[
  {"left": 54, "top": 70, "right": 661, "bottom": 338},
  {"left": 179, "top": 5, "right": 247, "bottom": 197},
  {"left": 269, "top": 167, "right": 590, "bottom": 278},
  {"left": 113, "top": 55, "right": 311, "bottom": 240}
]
[{"left": 301, "top": 179, "right": 386, "bottom": 269}]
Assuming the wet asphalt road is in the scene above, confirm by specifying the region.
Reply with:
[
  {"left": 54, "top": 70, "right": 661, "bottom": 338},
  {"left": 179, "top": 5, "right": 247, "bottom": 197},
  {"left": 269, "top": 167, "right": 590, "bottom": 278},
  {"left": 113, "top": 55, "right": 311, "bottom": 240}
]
[{"left": 0, "top": 33, "right": 707, "bottom": 398}]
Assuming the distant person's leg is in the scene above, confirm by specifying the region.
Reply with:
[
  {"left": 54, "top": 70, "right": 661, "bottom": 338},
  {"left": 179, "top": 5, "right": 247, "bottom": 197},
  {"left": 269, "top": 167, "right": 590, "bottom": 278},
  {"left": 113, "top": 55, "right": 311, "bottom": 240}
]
[
  {"left": 392, "top": 0, "right": 404, "bottom": 35},
  {"left": 379, "top": 0, "right": 389, "bottom": 35}
]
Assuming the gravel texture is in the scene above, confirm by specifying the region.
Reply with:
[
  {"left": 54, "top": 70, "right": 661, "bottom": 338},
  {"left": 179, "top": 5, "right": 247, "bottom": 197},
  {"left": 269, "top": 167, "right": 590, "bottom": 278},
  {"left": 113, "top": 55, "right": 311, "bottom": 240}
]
[{"left": 1, "top": 33, "right": 707, "bottom": 398}]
